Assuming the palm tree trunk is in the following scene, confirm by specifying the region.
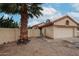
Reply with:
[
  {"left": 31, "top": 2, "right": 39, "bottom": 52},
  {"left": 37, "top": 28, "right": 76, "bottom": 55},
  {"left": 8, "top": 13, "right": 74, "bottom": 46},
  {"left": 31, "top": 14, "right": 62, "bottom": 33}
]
[
  {"left": 20, "top": 13, "right": 28, "bottom": 40},
  {"left": 17, "top": 4, "right": 29, "bottom": 44}
]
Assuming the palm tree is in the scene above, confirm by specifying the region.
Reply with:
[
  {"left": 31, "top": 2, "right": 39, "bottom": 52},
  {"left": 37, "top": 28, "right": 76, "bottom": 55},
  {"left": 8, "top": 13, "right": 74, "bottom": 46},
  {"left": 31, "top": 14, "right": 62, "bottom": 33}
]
[
  {"left": 0, "top": 3, "right": 43, "bottom": 44},
  {"left": 0, "top": 16, "right": 19, "bottom": 28}
]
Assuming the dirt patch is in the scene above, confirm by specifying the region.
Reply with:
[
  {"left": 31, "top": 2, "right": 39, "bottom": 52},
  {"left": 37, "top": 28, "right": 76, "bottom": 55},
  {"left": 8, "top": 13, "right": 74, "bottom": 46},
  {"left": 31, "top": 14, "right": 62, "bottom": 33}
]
[{"left": 0, "top": 38, "right": 79, "bottom": 56}]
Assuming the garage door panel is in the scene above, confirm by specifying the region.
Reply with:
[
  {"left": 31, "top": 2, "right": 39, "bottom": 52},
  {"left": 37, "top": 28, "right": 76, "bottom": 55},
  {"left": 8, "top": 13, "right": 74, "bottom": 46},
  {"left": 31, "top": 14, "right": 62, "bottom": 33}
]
[{"left": 54, "top": 27, "right": 73, "bottom": 39}]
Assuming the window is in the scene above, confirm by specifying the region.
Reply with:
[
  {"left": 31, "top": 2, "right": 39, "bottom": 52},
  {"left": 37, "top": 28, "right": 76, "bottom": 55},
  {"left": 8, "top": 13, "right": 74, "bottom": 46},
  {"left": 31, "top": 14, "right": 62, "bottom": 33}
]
[{"left": 66, "top": 20, "right": 69, "bottom": 25}]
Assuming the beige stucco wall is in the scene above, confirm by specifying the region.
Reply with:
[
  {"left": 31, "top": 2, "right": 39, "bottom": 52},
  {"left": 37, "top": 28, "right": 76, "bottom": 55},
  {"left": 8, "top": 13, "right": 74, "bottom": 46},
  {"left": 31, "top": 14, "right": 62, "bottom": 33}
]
[
  {"left": 0, "top": 28, "right": 20, "bottom": 44},
  {"left": 41, "top": 17, "right": 78, "bottom": 39},
  {"left": 28, "top": 28, "right": 40, "bottom": 38},
  {"left": 0, "top": 25, "right": 78, "bottom": 44},
  {"left": 43, "top": 17, "right": 78, "bottom": 39},
  {"left": 42, "top": 26, "right": 54, "bottom": 39},
  {"left": 0, "top": 28, "right": 40, "bottom": 44},
  {"left": 54, "top": 17, "right": 77, "bottom": 26},
  {"left": 42, "top": 26, "right": 78, "bottom": 39}
]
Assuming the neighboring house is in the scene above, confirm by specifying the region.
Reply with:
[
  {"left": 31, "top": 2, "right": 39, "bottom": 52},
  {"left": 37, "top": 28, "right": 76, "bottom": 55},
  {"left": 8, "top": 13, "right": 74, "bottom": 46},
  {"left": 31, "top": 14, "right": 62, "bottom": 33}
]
[{"left": 32, "top": 15, "right": 79, "bottom": 39}]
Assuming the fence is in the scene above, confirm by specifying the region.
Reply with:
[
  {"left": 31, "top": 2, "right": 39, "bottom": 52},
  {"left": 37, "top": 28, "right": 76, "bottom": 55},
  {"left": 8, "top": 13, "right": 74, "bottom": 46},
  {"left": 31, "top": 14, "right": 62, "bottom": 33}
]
[
  {"left": 28, "top": 28, "right": 40, "bottom": 38},
  {"left": 0, "top": 28, "right": 40, "bottom": 44},
  {"left": 0, "top": 28, "right": 79, "bottom": 44}
]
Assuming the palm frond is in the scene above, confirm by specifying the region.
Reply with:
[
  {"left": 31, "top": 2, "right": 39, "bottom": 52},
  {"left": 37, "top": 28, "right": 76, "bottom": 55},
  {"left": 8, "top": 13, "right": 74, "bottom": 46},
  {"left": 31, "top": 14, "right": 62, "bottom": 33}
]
[
  {"left": 28, "top": 3, "right": 43, "bottom": 18},
  {"left": 0, "top": 4, "right": 19, "bottom": 14},
  {"left": 0, "top": 3, "right": 43, "bottom": 18}
]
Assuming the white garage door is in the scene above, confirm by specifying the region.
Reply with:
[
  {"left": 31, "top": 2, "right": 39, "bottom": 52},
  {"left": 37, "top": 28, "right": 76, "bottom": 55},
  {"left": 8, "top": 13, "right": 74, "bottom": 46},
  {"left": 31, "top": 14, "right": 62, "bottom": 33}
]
[{"left": 54, "top": 27, "right": 74, "bottom": 39}]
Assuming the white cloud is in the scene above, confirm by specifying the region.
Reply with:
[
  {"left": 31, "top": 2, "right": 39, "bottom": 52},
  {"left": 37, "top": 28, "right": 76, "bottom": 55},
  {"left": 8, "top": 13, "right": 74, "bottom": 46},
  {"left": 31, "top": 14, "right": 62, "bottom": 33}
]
[
  {"left": 42, "top": 7, "right": 63, "bottom": 19},
  {"left": 41, "top": 7, "right": 57, "bottom": 15},
  {"left": 50, "top": 12, "right": 63, "bottom": 21},
  {"left": 71, "top": 4, "right": 79, "bottom": 11}
]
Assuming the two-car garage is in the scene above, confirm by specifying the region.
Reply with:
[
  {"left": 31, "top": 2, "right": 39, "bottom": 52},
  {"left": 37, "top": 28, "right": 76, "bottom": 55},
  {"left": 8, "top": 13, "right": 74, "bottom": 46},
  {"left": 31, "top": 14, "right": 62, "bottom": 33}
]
[{"left": 53, "top": 27, "right": 75, "bottom": 39}]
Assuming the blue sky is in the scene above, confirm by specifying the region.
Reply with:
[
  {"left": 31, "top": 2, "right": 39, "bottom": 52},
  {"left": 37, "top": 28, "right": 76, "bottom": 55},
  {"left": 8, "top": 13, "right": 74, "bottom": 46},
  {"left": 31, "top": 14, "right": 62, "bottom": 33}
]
[{"left": 0, "top": 3, "right": 79, "bottom": 26}]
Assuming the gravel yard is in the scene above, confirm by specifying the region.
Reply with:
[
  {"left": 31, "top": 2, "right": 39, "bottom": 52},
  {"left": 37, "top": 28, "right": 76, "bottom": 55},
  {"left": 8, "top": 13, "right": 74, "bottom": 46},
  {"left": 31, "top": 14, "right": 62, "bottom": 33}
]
[{"left": 0, "top": 37, "right": 79, "bottom": 56}]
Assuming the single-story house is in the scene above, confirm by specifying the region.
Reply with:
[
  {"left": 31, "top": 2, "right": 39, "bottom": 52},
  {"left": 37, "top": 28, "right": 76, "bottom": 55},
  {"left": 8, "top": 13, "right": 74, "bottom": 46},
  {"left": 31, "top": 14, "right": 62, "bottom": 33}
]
[{"left": 32, "top": 15, "right": 79, "bottom": 39}]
